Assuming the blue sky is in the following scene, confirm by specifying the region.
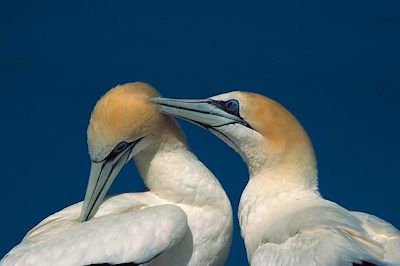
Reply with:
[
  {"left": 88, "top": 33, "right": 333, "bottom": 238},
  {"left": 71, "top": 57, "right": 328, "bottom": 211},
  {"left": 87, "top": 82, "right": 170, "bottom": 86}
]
[{"left": 1, "top": 1, "right": 399, "bottom": 264}]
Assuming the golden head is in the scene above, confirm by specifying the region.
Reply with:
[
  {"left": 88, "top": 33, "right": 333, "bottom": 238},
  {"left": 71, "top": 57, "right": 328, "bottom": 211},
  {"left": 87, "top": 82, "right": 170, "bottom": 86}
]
[
  {"left": 87, "top": 82, "right": 183, "bottom": 162},
  {"left": 81, "top": 82, "right": 184, "bottom": 222},
  {"left": 215, "top": 91, "right": 313, "bottom": 157},
  {"left": 153, "top": 91, "right": 316, "bottom": 179}
]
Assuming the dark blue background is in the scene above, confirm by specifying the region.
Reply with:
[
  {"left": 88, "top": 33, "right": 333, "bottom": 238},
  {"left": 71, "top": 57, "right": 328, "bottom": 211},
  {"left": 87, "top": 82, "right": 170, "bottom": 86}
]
[{"left": 1, "top": 1, "right": 399, "bottom": 264}]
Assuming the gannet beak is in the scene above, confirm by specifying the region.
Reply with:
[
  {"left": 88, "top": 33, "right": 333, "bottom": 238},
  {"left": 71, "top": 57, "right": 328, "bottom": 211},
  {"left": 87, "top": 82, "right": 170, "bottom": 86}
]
[
  {"left": 80, "top": 144, "right": 136, "bottom": 222},
  {"left": 151, "top": 97, "right": 249, "bottom": 128}
]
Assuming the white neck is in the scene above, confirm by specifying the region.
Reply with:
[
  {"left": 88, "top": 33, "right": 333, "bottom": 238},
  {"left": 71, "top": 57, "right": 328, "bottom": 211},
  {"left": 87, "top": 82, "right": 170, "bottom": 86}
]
[
  {"left": 237, "top": 133, "right": 320, "bottom": 262},
  {"left": 224, "top": 123, "right": 318, "bottom": 194},
  {"left": 133, "top": 137, "right": 229, "bottom": 208},
  {"left": 243, "top": 167, "right": 319, "bottom": 201}
]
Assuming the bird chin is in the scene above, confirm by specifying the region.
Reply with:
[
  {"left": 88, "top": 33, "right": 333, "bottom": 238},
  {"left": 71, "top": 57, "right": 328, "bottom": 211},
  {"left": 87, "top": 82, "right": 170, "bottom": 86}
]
[
  {"left": 177, "top": 117, "right": 244, "bottom": 157},
  {"left": 207, "top": 127, "right": 243, "bottom": 157}
]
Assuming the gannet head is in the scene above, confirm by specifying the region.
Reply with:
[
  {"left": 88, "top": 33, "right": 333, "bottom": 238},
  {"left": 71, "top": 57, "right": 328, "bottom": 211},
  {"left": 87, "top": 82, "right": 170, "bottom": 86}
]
[
  {"left": 81, "top": 82, "right": 183, "bottom": 222},
  {"left": 152, "top": 92, "right": 317, "bottom": 186}
]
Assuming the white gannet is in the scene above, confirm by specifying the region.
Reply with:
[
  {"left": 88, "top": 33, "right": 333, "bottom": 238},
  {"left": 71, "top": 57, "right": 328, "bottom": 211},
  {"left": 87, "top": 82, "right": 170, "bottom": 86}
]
[
  {"left": 152, "top": 92, "right": 400, "bottom": 266},
  {"left": 1, "top": 82, "right": 232, "bottom": 266}
]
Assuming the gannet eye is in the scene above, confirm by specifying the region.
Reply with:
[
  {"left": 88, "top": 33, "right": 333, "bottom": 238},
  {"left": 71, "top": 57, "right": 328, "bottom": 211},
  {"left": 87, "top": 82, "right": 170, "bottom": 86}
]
[
  {"left": 224, "top": 99, "right": 240, "bottom": 115},
  {"left": 114, "top": 141, "right": 128, "bottom": 153},
  {"left": 106, "top": 141, "right": 128, "bottom": 161}
]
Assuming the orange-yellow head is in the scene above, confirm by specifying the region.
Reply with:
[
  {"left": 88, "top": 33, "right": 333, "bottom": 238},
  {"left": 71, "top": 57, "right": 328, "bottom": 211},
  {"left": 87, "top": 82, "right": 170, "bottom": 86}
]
[
  {"left": 152, "top": 91, "right": 317, "bottom": 189},
  {"left": 81, "top": 82, "right": 183, "bottom": 222}
]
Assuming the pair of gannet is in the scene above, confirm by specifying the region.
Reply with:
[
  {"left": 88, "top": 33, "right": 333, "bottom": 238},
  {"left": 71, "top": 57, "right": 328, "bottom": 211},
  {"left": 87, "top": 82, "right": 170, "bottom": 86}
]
[
  {"left": 1, "top": 83, "right": 232, "bottom": 266},
  {"left": 153, "top": 92, "right": 400, "bottom": 266}
]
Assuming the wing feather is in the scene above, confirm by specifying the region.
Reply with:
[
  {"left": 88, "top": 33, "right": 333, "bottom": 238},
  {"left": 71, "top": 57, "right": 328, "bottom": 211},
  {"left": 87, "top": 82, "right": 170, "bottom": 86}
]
[
  {"left": 1, "top": 203, "right": 188, "bottom": 266},
  {"left": 250, "top": 199, "right": 400, "bottom": 266},
  {"left": 351, "top": 211, "right": 400, "bottom": 263},
  {"left": 251, "top": 228, "right": 391, "bottom": 266}
]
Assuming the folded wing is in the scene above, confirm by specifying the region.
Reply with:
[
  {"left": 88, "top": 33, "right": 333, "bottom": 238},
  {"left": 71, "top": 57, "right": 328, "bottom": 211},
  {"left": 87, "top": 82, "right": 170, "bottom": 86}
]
[
  {"left": 251, "top": 201, "right": 400, "bottom": 266},
  {"left": 1, "top": 202, "right": 188, "bottom": 266}
]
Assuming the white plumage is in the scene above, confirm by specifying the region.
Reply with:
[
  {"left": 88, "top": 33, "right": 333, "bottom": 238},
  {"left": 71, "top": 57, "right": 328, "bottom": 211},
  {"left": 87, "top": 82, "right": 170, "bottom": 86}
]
[
  {"left": 241, "top": 188, "right": 400, "bottom": 266},
  {"left": 1, "top": 83, "right": 232, "bottom": 266},
  {"left": 3, "top": 202, "right": 187, "bottom": 265}
]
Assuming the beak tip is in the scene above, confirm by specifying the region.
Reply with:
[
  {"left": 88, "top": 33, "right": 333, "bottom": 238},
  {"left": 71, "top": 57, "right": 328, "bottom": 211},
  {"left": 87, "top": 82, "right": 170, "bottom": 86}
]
[
  {"left": 79, "top": 212, "right": 87, "bottom": 223},
  {"left": 79, "top": 205, "right": 89, "bottom": 222}
]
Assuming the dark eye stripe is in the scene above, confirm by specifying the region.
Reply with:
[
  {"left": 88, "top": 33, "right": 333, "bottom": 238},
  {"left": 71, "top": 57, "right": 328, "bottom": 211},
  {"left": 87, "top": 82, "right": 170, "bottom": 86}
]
[
  {"left": 212, "top": 99, "right": 240, "bottom": 115},
  {"left": 210, "top": 99, "right": 255, "bottom": 130},
  {"left": 115, "top": 141, "right": 128, "bottom": 153},
  {"left": 92, "top": 137, "right": 144, "bottom": 163},
  {"left": 106, "top": 141, "right": 128, "bottom": 161}
]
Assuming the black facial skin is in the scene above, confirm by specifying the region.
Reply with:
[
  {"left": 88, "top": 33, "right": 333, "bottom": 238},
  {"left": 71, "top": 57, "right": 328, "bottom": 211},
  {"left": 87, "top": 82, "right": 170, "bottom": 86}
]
[
  {"left": 93, "top": 138, "right": 143, "bottom": 164},
  {"left": 211, "top": 99, "right": 254, "bottom": 130},
  {"left": 106, "top": 141, "right": 128, "bottom": 161}
]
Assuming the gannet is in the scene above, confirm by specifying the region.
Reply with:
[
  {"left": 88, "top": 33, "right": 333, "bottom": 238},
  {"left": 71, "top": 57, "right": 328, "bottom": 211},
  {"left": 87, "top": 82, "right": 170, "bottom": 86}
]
[
  {"left": 1, "top": 82, "right": 232, "bottom": 266},
  {"left": 152, "top": 92, "right": 400, "bottom": 266}
]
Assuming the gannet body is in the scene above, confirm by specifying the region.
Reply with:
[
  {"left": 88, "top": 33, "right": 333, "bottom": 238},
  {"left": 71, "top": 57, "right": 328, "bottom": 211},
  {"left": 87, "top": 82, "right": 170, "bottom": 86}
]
[
  {"left": 1, "top": 83, "right": 232, "bottom": 266},
  {"left": 153, "top": 92, "right": 400, "bottom": 266}
]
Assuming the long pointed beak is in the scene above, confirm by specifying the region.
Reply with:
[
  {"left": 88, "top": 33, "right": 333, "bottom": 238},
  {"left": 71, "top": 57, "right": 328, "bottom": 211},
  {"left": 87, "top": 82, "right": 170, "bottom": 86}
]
[
  {"left": 151, "top": 98, "right": 245, "bottom": 127},
  {"left": 80, "top": 149, "right": 132, "bottom": 222}
]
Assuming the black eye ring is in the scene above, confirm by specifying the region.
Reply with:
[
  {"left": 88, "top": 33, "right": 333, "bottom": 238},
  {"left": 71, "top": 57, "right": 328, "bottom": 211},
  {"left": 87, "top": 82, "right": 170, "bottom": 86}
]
[
  {"left": 106, "top": 141, "right": 128, "bottom": 160},
  {"left": 223, "top": 99, "right": 240, "bottom": 114},
  {"left": 114, "top": 141, "right": 128, "bottom": 153}
]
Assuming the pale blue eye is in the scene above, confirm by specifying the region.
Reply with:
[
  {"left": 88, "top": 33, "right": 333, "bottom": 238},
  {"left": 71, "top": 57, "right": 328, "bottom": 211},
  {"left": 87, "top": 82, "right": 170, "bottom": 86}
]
[{"left": 224, "top": 99, "right": 239, "bottom": 114}]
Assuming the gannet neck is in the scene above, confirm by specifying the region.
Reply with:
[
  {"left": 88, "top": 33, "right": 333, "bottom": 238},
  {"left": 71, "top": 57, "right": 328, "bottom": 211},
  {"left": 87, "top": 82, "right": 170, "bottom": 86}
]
[
  {"left": 134, "top": 135, "right": 229, "bottom": 208},
  {"left": 239, "top": 128, "right": 318, "bottom": 194},
  {"left": 212, "top": 91, "right": 318, "bottom": 192},
  {"left": 153, "top": 91, "right": 318, "bottom": 193}
]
